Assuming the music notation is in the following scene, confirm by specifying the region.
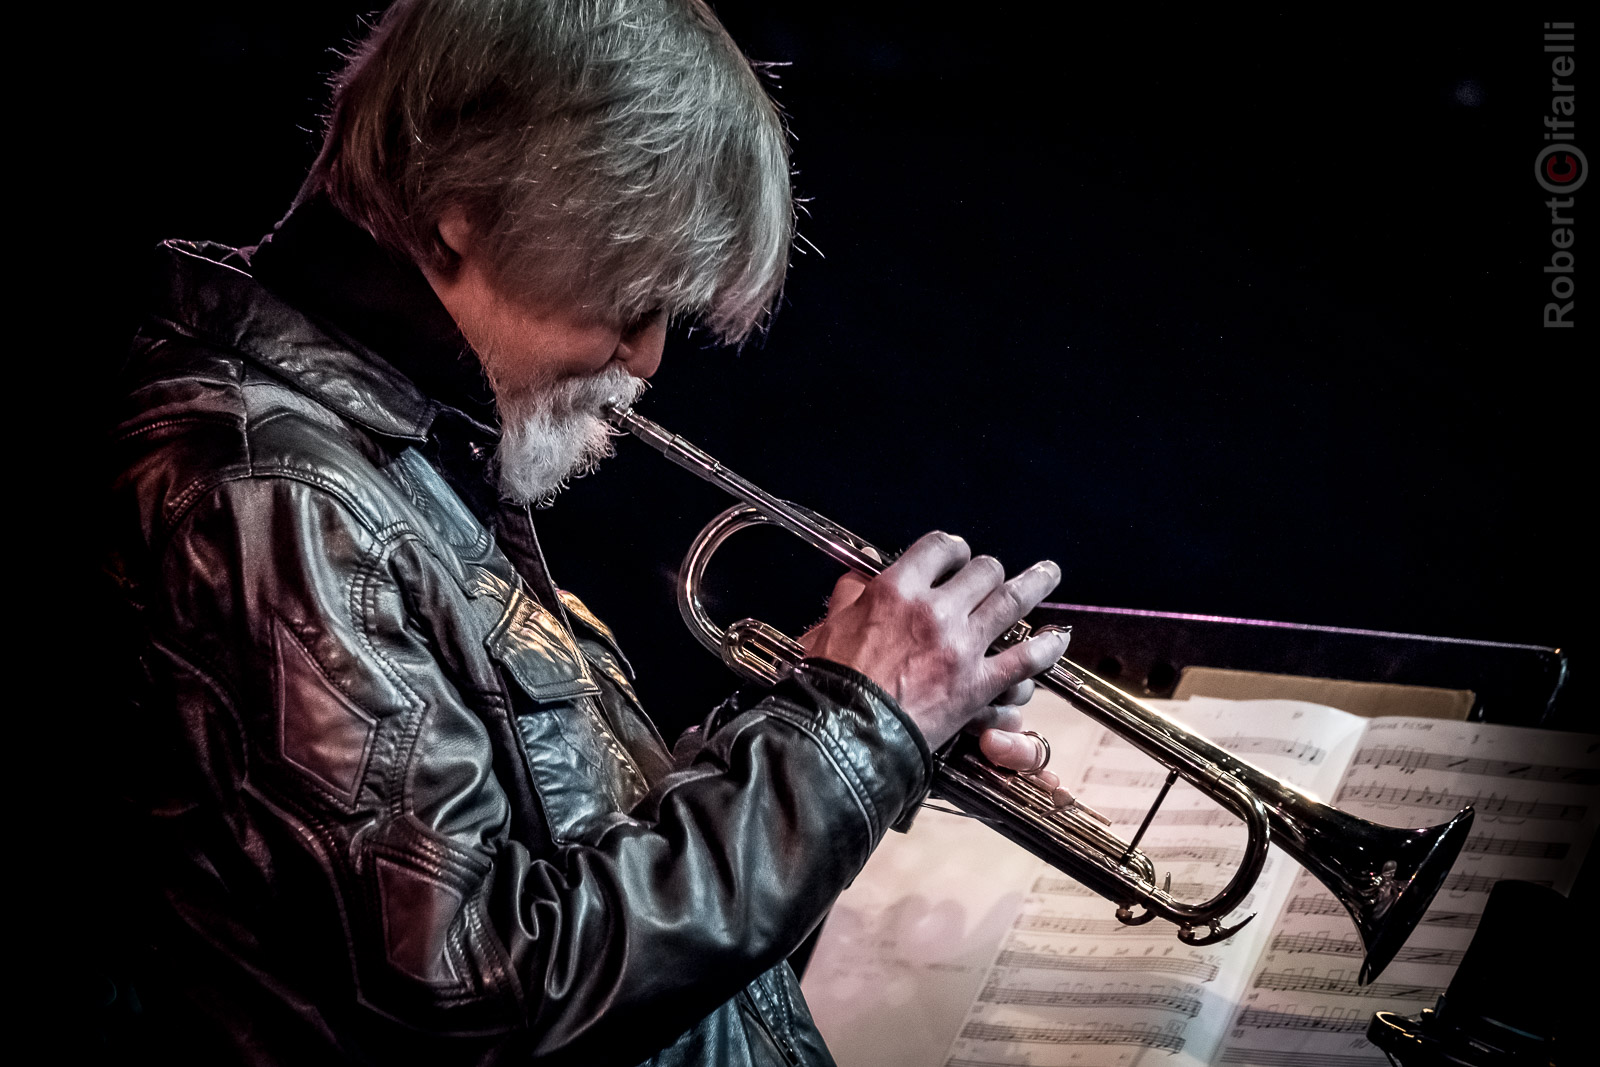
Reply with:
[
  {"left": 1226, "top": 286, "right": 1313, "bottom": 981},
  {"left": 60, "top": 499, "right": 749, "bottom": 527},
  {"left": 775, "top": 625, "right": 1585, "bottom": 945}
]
[
  {"left": 1285, "top": 895, "right": 1478, "bottom": 932},
  {"left": 1013, "top": 914, "right": 1169, "bottom": 938},
  {"left": 1269, "top": 931, "right": 1361, "bottom": 957},
  {"left": 1462, "top": 832, "right": 1568, "bottom": 860},
  {"left": 1096, "top": 806, "right": 1250, "bottom": 828},
  {"left": 1283, "top": 896, "right": 1353, "bottom": 920},
  {"left": 1387, "top": 944, "right": 1470, "bottom": 969},
  {"left": 958, "top": 1020, "right": 1186, "bottom": 1053},
  {"left": 1218, "top": 1047, "right": 1393, "bottom": 1066},
  {"left": 1352, "top": 745, "right": 1600, "bottom": 784},
  {"left": 1440, "top": 870, "right": 1550, "bottom": 895},
  {"left": 1335, "top": 781, "right": 1589, "bottom": 821},
  {"left": 977, "top": 984, "right": 1203, "bottom": 1017},
  {"left": 1267, "top": 932, "right": 1466, "bottom": 969},
  {"left": 1085, "top": 767, "right": 1185, "bottom": 789},
  {"left": 1412, "top": 909, "right": 1478, "bottom": 932},
  {"left": 1253, "top": 969, "right": 1445, "bottom": 1001},
  {"left": 1208, "top": 734, "right": 1326, "bottom": 764},
  {"left": 1144, "top": 843, "right": 1245, "bottom": 866},
  {"left": 1235, "top": 1007, "right": 1368, "bottom": 1033},
  {"left": 804, "top": 697, "right": 1599, "bottom": 1067},
  {"left": 1030, "top": 874, "right": 1220, "bottom": 901},
  {"left": 992, "top": 949, "right": 1220, "bottom": 983}
]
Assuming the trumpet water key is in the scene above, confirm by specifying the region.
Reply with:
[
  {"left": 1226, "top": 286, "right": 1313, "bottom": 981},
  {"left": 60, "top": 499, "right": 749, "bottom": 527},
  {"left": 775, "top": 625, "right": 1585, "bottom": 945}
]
[{"left": 604, "top": 402, "right": 1473, "bottom": 984}]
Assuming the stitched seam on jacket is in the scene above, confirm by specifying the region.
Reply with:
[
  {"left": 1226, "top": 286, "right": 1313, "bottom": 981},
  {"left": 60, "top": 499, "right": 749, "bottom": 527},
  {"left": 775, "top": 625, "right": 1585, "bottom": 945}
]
[
  {"left": 370, "top": 832, "right": 484, "bottom": 884},
  {"left": 738, "top": 987, "right": 801, "bottom": 1067},
  {"left": 349, "top": 534, "right": 429, "bottom": 821},
  {"left": 752, "top": 702, "right": 880, "bottom": 843},
  {"left": 808, "top": 671, "right": 904, "bottom": 828},
  {"left": 747, "top": 973, "right": 802, "bottom": 1065},
  {"left": 579, "top": 696, "right": 646, "bottom": 798},
  {"left": 797, "top": 660, "right": 932, "bottom": 808},
  {"left": 118, "top": 412, "right": 241, "bottom": 440},
  {"left": 800, "top": 660, "right": 929, "bottom": 762},
  {"left": 269, "top": 614, "right": 376, "bottom": 812},
  {"left": 160, "top": 468, "right": 376, "bottom": 558}
]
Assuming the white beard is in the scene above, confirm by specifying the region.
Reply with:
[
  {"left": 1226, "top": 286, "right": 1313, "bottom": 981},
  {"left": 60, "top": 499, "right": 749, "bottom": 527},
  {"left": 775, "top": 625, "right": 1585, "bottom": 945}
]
[{"left": 490, "top": 364, "right": 647, "bottom": 505}]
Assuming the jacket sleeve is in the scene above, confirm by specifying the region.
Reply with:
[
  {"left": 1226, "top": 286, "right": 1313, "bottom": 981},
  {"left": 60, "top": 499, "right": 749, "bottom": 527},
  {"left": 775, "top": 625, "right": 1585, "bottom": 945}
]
[{"left": 151, "top": 472, "right": 932, "bottom": 1063}]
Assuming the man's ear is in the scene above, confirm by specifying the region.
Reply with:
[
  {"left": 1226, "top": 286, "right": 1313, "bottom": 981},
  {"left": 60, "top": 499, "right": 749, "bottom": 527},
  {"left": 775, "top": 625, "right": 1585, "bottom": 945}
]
[{"left": 436, "top": 205, "right": 477, "bottom": 260}]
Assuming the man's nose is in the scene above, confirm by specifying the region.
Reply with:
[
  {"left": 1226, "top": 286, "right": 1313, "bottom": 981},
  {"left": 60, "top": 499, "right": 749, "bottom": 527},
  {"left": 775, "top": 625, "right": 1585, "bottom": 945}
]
[{"left": 616, "top": 311, "right": 666, "bottom": 379}]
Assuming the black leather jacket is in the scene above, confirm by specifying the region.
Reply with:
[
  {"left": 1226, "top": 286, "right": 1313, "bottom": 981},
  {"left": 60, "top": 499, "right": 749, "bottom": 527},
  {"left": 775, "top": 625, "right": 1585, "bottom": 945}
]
[{"left": 105, "top": 211, "right": 931, "bottom": 1065}]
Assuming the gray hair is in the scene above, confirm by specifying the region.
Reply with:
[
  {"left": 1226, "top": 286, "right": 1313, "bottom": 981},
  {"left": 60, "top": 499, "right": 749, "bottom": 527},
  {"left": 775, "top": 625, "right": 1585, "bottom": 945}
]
[{"left": 305, "top": 0, "right": 792, "bottom": 342}]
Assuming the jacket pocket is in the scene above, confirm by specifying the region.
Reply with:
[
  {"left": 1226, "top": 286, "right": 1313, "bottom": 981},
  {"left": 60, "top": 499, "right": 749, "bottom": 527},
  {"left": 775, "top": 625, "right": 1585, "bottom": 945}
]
[
  {"left": 484, "top": 580, "right": 601, "bottom": 703},
  {"left": 482, "top": 579, "right": 649, "bottom": 843}
]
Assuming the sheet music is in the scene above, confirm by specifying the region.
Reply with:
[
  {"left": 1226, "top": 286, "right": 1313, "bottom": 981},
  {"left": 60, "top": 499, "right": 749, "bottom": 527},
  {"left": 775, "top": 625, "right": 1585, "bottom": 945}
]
[
  {"left": 1214, "top": 718, "right": 1600, "bottom": 1067},
  {"left": 804, "top": 701, "right": 1598, "bottom": 1066},
  {"left": 805, "top": 696, "right": 1368, "bottom": 1067},
  {"left": 936, "top": 699, "right": 1365, "bottom": 1067},
  {"left": 801, "top": 688, "right": 1104, "bottom": 1067}
]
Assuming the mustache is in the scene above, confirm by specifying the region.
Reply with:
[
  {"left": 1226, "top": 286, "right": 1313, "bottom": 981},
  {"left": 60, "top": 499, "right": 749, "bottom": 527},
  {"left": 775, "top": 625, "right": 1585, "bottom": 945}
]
[
  {"left": 495, "top": 363, "right": 646, "bottom": 417},
  {"left": 490, "top": 366, "right": 647, "bottom": 505},
  {"left": 552, "top": 364, "right": 648, "bottom": 417}
]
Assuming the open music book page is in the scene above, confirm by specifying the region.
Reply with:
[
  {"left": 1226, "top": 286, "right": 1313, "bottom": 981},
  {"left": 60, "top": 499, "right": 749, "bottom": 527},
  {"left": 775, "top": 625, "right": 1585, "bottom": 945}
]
[
  {"left": 801, "top": 696, "right": 1599, "bottom": 1067},
  {"left": 1212, "top": 711, "right": 1600, "bottom": 1067}
]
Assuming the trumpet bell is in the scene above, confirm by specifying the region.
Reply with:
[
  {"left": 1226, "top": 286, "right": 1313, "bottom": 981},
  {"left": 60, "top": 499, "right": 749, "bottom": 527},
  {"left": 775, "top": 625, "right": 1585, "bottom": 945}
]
[{"left": 1303, "top": 805, "right": 1476, "bottom": 984}]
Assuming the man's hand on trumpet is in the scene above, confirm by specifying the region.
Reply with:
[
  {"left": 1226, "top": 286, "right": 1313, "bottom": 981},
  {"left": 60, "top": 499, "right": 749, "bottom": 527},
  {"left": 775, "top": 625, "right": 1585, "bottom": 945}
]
[{"left": 802, "top": 530, "right": 1072, "bottom": 781}]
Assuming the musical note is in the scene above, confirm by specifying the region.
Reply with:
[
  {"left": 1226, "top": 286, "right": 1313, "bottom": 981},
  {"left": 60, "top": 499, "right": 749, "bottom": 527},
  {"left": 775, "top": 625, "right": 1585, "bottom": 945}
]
[
  {"left": 1084, "top": 767, "right": 1174, "bottom": 790},
  {"left": 1144, "top": 843, "right": 1245, "bottom": 866},
  {"left": 1269, "top": 931, "right": 1362, "bottom": 957},
  {"left": 957, "top": 1020, "right": 1187, "bottom": 1053},
  {"left": 810, "top": 696, "right": 1598, "bottom": 1067},
  {"left": 1095, "top": 806, "right": 1251, "bottom": 828},
  {"left": 1463, "top": 833, "right": 1569, "bottom": 860},
  {"left": 1353, "top": 746, "right": 1599, "bottom": 784},
  {"left": 1216, "top": 1049, "right": 1397, "bottom": 1066},
  {"left": 1267, "top": 932, "right": 1464, "bottom": 968},
  {"left": 1208, "top": 734, "right": 1327, "bottom": 764},
  {"left": 1235, "top": 1007, "right": 1367, "bottom": 1033},
  {"left": 1334, "top": 781, "right": 1588, "bottom": 821},
  {"left": 992, "top": 949, "right": 1219, "bottom": 982},
  {"left": 1285, "top": 895, "right": 1479, "bottom": 932},
  {"left": 1253, "top": 970, "right": 1444, "bottom": 1001},
  {"left": 1013, "top": 914, "right": 1169, "bottom": 938},
  {"left": 1392, "top": 945, "right": 1466, "bottom": 968},
  {"left": 1282, "top": 896, "right": 1347, "bottom": 919},
  {"left": 977, "top": 984, "right": 1203, "bottom": 1017},
  {"left": 1030, "top": 874, "right": 1220, "bottom": 900},
  {"left": 1441, "top": 870, "right": 1549, "bottom": 895}
]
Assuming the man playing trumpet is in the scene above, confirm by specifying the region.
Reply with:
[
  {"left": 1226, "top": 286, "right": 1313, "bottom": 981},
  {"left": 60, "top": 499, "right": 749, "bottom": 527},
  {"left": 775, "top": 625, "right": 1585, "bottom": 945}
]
[{"left": 106, "top": 1, "right": 1070, "bottom": 1062}]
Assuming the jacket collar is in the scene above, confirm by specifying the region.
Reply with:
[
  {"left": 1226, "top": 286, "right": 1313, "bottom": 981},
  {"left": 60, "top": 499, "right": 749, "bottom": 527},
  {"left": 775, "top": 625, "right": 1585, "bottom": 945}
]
[{"left": 148, "top": 210, "right": 499, "bottom": 446}]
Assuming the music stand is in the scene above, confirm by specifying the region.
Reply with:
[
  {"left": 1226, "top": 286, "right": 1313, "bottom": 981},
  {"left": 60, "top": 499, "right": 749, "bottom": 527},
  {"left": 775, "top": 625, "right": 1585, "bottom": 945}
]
[{"left": 1031, "top": 603, "right": 1571, "bottom": 729}]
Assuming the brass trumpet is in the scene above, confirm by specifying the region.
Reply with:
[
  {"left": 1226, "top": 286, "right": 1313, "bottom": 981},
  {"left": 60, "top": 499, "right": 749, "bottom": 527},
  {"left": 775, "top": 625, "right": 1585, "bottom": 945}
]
[{"left": 605, "top": 403, "right": 1473, "bottom": 984}]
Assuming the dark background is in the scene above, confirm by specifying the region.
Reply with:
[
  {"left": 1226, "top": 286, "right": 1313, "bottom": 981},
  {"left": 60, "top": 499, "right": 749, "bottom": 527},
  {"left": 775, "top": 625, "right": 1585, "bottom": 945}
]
[{"left": 76, "top": 4, "right": 1589, "bottom": 738}]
